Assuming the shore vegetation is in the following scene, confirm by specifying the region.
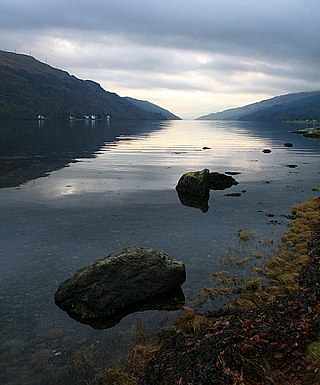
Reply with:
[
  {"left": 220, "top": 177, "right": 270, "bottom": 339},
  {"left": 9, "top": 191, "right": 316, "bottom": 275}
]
[{"left": 119, "top": 195, "right": 320, "bottom": 384}]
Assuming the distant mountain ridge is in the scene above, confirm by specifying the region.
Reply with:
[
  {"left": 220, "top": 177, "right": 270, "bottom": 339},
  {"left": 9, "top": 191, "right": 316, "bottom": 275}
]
[
  {"left": 124, "top": 97, "right": 181, "bottom": 120},
  {"left": 0, "top": 50, "right": 179, "bottom": 120},
  {"left": 197, "top": 91, "right": 320, "bottom": 121}
]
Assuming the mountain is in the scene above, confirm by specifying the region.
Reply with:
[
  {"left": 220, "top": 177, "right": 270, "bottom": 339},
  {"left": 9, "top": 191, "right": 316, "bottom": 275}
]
[
  {"left": 0, "top": 50, "right": 173, "bottom": 120},
  {"left": 197, "top": 91, "right": 320, "bottom": 121},
  {"left": 124, "top": 97, "right": 181, "bottom": 120}
]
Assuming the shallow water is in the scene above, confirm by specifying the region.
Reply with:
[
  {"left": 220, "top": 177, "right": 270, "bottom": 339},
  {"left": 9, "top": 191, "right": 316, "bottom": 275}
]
[{"left": 0, "top": 119, "right": 319, "bottom": 384}]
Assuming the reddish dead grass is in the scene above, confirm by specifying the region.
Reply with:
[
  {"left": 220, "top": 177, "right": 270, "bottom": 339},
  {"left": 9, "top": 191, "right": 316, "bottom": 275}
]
[{"left": 129, "top": 196, "right": 320, "bottom": 385}]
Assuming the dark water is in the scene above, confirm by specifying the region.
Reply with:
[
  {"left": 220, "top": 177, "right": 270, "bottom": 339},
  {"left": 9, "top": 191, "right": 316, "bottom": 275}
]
[{"left": 0, "top": 119, "right": 319, "bottom": 384}]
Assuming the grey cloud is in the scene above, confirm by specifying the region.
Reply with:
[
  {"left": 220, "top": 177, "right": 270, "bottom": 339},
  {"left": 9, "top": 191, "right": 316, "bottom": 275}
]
[
  {"left": 87, "top": 70, "right": 211, "bottom": 92},
  {"left": 2, "top": 0, "right": 320, "bottom": 61},
  {"left": 1, "top": 0, "right": 320, "bottom": 117}
]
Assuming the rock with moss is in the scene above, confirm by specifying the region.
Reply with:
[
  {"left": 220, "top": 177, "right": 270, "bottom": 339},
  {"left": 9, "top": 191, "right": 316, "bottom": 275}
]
[
  {"left": 55, "top": 246, "right": 186, "bottom": 324},
  {"left": 175, "top": 169, "right": 210, "bottom": 197},
  {"left": 176, "top": 169, "right": 238, "bottom": 198}
]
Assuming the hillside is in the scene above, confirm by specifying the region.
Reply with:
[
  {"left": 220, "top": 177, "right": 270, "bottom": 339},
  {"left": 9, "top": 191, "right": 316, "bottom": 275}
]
[
  {"left": 124, "top": 97, "right": 181, "bottom": 120},
  {"left": 0, "top": 50, "right": 172, "bottom": 120},
  {"left": 197, "top": 91, "right": 320, "bottom": 121}
]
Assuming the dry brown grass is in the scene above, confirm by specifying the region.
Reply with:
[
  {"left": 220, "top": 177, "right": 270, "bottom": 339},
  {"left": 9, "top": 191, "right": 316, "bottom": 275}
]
[
  {"left": 227, "top": 195, "right": 320, "bottom": 312},
  {"left": 238, "top": 229, "right": 256, "bottom": 241},
  {"left": 92, "top": 368, "right": 137, "bottom": 385},
  {"left": 112, "top": 196, "right": 320, "bottom": 383},
  {"left": 306, "top": 339, "right": 320, "bottom": 385},
  {"left": 127, "top": 344, "right": 161, "bottom": 378}
]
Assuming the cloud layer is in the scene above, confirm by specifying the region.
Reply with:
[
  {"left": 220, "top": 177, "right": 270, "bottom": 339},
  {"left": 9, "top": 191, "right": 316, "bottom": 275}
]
[{"left": 1, "top": 0, "right": 320, "bottom": 118}]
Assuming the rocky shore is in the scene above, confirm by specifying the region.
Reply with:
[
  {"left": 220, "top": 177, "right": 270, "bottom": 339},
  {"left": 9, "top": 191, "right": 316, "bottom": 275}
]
[
  {"left": 122, "top": 196, "right": 320, "bottom": 385},
  {"left": 293, "top": 127, "right": 320, "bottom": 139}
]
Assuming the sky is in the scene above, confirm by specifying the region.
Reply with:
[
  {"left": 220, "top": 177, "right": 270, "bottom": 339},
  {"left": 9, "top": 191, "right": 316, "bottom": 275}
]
[{"left": 1, "top": 0, "right": 320, "bottom": 119}]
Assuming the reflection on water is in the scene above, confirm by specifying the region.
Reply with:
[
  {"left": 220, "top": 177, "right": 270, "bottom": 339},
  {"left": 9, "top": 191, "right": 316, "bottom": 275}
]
[
  {"left": 0, "top": 119, "right": 319, "bottom": 384},
  {"left": 177, "top": 190, "right": 210, "bottom": 212},
  {"left": 0, "top": 119, "right": 168, "bottom": 188},
  {"left": 60, "top": 287, "right": 185, "bottom": 330}
]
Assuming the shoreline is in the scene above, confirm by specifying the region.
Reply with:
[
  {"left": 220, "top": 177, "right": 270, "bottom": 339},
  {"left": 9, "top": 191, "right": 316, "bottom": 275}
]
[
  {"left": 293, "top": 127, "right": 320, "bottom": 139},
  {"left": 117, "top": 195, "right": 320, "bottom": 385}
]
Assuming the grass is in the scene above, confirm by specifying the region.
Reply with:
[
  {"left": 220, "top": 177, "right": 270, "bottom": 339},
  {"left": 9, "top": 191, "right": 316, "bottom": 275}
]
[
  {"left": 127, "top": 344, "right": 161, "bottom": 380},
  {"left": 194, "top": 196, "right": 319, "bottom": 314},
  {"left": 306, "top": 339, "right": 320, "bottom": 384},
  {"left": 307, "top": 340, "right": 320, "bottom": 361},
  {"left": 201, "top": 239, "right": 273, "bottom": 307},
  {"left": 73, "top": 195, "right": 319, "bottom": 385},
  {"left": 227, "top": 196, "right": 320, "bottom": 311},
  {"left": 219, "top": 254, "right": 252, "bottom": 266},
  {"left": 244, "top": 277, "right": 261, "bottom": 291},
  {"left": 200, "top": 286, "right": 230, "bottom": 298},
  {"left": 93, "top": 368, "right": 137, "bottom": 385},
  {"left": 172, "top": 313, "right": 209, "bottom": 334},
  {"left": 238, "top": 229, "right": 255, "bottom": 241},
  {"left": 124, "top": 195, "right": 320, "bottom": 385}
]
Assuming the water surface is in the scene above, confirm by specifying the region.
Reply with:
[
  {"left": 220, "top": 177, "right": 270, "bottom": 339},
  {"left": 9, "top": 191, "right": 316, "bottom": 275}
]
[{"left": 0, "top": 119, "right": 319, "bottom": 384}]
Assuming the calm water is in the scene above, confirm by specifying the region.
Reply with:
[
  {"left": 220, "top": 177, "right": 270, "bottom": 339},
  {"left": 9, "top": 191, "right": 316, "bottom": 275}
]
[{"left": 0, "top": 119, "right": 319, "bottom": 384}]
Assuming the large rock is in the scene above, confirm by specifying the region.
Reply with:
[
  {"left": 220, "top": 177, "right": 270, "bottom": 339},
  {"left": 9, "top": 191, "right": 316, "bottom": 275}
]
[
  {"left": 54, "top": 246, "right": 186, "bottom": 324},
  {"left": 175, "top": 169, "right": 210, "bottom": 197},
  {"left": 175, "top": 169, "right": 238, "bottom": 212}
]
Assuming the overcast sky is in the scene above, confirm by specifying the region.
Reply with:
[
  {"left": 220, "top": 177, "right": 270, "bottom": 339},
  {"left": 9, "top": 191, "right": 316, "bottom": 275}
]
[{"left": 1, "top": 0, "right": 320, "bottom": 119}]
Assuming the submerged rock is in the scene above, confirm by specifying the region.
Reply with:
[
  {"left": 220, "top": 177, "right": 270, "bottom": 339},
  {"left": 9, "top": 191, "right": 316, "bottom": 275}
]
[{"left": 55, "top": 246, "right": 186, "bottom": 326}]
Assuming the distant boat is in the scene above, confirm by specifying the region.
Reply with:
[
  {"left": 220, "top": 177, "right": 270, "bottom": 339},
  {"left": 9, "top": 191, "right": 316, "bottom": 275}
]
[
  {"left": 84, "top": 115, "right": 90, "bottom": 120},
  {"left": 90, "top": 115, "right": 96, "bottom": 120},
  {"left": 37, "top": 114, "right": 44, "bottom": 120},
  {"left": 69, "top": 116, "right": 76, "bottom": 120}
]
